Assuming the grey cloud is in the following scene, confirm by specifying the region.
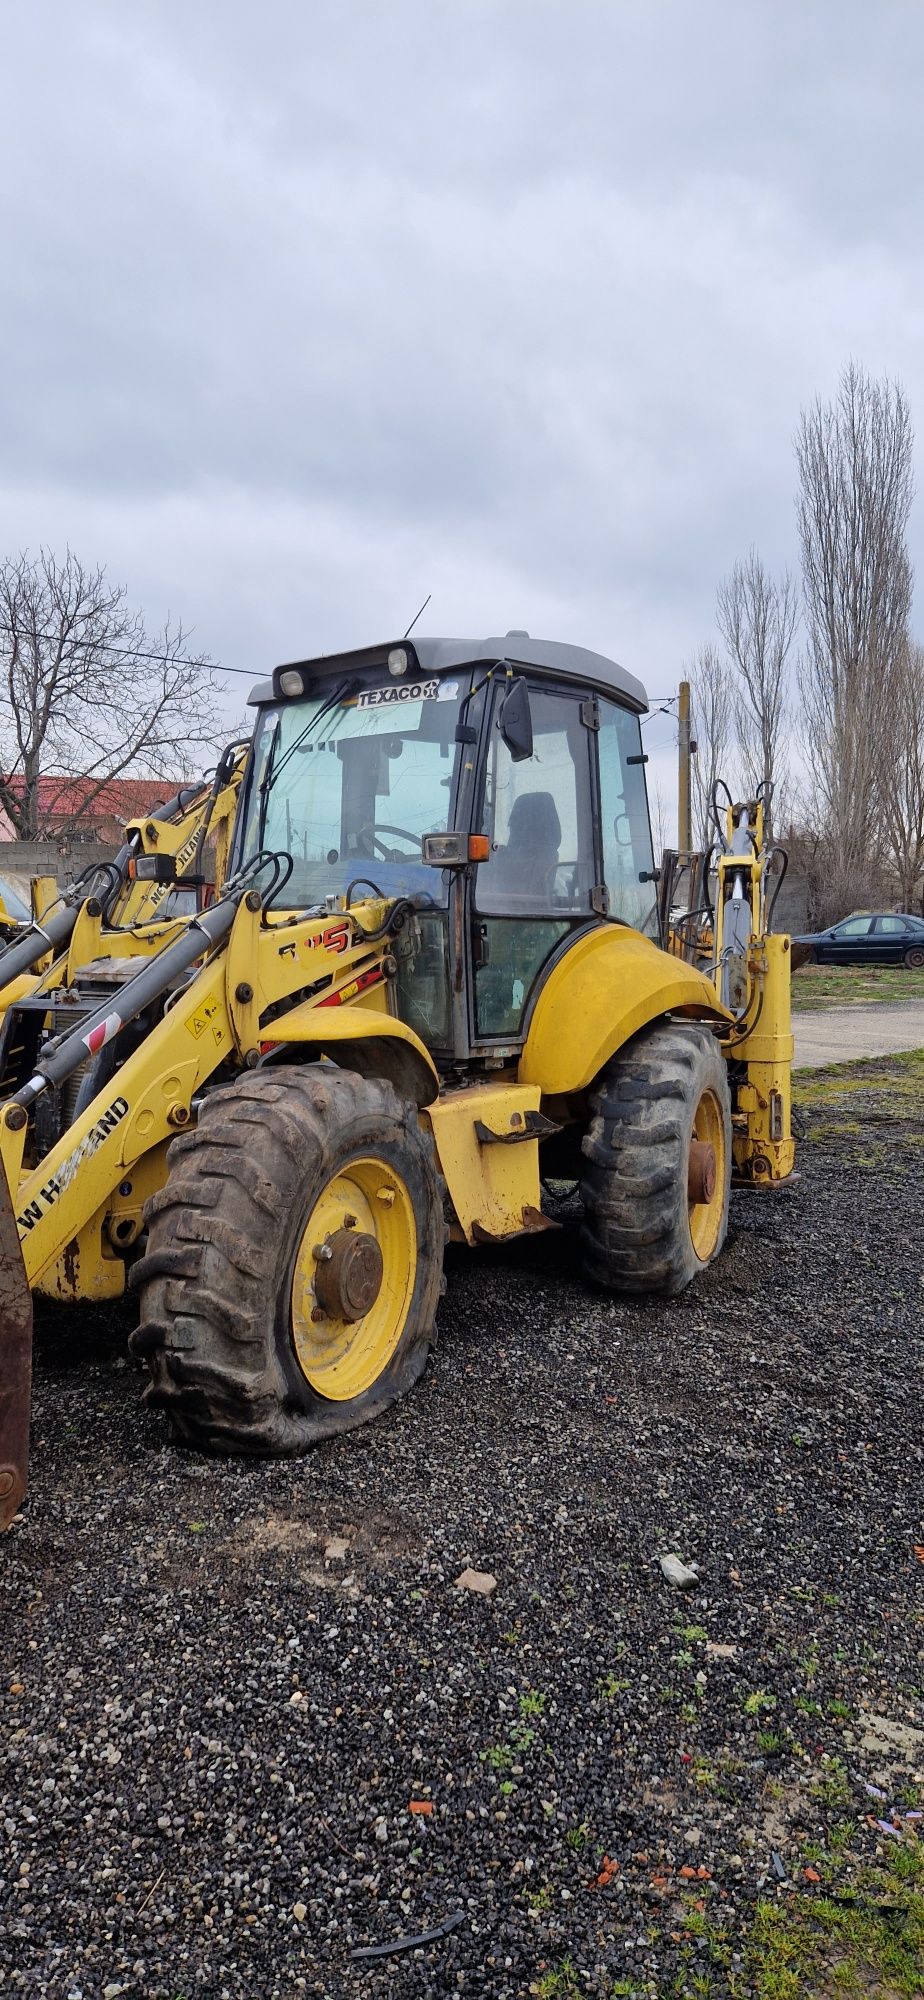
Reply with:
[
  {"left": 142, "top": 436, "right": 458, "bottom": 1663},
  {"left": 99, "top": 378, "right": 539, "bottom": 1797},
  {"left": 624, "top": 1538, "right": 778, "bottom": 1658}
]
[{"left": 1, "top": 0, "right": 922, "bottom": 737}]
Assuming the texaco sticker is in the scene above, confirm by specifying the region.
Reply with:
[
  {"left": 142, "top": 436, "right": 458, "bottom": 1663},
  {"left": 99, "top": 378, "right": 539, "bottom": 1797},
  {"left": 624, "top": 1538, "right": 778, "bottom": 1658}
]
[{"left": 355, "top": 680, "right": 439, "bottom": 708}]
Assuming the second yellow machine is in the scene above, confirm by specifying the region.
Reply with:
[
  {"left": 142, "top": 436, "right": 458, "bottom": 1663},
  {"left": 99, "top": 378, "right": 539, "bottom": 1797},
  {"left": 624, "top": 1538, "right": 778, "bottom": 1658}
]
[{"left": 0, "top": 635, "right": 794, "bottom": 1522}]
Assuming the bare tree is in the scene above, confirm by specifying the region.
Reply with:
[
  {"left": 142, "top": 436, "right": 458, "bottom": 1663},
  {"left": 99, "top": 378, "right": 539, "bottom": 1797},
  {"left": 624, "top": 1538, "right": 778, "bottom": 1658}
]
[
  {"left": 649, "top": 777, "right": 669, "bottom": 864},
  {"left": 881, "top": 640, "right": 924, "bottom": 912},
  {"left": 688, "top": 643, "right": 734, "bottom": 852},
  {"left": 716, "top": 547, "right": 797, "bottom": 841},
  {"left": 796, "top": 362, "right": 914, "bottom": 908},
  {"left": 0, "top": 548, "right": 224, "bottom": 840}
]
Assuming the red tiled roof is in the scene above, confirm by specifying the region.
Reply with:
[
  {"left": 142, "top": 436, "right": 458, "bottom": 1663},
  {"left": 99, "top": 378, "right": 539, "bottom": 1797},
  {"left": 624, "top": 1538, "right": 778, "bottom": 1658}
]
[{"left": 1, "top": 775, "right": 179, "bottom": 821}]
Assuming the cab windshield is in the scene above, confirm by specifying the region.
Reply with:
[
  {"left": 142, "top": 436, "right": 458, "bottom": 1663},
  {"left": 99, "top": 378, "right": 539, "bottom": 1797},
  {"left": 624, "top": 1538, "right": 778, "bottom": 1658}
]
[{"left": 237, "top": 674, "right": 468, "bottom": 905}]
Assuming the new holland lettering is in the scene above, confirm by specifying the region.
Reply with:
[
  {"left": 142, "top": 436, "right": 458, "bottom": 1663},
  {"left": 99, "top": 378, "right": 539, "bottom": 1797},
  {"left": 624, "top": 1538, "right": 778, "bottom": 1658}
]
[{"left": 16, "top": 1096, "right": 130, "bottom": 1236}]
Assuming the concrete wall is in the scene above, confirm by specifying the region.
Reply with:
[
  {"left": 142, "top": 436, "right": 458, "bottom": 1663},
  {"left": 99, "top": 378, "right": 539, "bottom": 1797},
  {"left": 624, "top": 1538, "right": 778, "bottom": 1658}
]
[
  {"left": 771, "top": 867, "right": 811, "bottom": 935},
  {"left": 0, "top": 841, "right": 117, "bottom": 894}
]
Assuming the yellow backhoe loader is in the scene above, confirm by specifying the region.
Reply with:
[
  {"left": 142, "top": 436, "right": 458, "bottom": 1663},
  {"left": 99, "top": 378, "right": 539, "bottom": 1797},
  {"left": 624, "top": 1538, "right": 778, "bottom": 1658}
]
[{"left": 0, "top": 637, "right": 794, "bottom": 1527}]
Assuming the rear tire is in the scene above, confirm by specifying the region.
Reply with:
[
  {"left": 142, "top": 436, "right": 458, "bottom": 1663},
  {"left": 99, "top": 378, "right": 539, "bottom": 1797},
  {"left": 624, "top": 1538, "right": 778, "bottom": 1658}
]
[
  {"left": 580, "top": 1021, "right": 731, "bottom": 1296},
  {"left": 130, "top": 1066, "right": 444, "bottom": 1454},
  {"left": 904, "top": 946, "right": 924, "bottom": 969}
]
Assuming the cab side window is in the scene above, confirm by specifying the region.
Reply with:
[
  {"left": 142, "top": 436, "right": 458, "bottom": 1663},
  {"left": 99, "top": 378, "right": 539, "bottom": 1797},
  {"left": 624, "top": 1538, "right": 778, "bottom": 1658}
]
[{"left": 597, "top": 699, "right": 658, "bottom": 935}]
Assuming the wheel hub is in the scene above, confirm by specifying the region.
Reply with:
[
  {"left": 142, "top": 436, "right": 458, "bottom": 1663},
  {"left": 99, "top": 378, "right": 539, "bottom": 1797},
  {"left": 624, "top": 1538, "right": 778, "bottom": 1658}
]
[
  {"left": 314, "top": 1228, "right": 384, "bottom": 1322},
  {"left": 688, "top": 1138, "right": 717, "bottom": 1205}
]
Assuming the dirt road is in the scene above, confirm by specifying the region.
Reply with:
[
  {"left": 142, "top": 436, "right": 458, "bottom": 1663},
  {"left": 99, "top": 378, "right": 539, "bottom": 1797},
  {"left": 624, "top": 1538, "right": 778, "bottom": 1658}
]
[{"left": 794, "top": 998, "right": 924, "bottom": 1068}]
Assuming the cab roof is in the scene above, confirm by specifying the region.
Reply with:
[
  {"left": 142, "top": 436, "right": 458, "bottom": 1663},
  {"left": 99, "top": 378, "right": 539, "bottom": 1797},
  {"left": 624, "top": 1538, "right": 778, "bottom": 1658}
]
[{"left": 248, "top": 633, "right": 648, "bottom": 713}]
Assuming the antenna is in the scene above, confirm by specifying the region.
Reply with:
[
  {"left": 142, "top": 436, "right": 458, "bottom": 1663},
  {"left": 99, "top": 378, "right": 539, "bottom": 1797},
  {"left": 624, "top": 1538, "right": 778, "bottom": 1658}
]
[{"left": 403, "top": 593, "right": 431, "bottom": 639}]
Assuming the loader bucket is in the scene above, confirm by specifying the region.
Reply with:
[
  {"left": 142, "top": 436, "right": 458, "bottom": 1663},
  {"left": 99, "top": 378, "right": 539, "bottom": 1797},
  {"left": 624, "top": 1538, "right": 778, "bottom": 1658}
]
[{"left": 0, "top": 1168, "right": 32, "bottom": 1531}]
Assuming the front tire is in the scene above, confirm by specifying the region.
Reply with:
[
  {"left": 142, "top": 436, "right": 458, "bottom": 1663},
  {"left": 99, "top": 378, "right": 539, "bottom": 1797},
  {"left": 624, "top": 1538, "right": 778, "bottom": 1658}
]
[
  {"left": 580, "top": 1021, "right": 731, "bottom": 1296},
  {"left": 130, "top": 1067, "right": 444, "bottom": 1454}
]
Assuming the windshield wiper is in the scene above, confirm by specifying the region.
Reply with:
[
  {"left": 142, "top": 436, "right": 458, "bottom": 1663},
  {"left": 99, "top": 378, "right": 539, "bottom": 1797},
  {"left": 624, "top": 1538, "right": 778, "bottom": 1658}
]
[{"left": 256, "top": 677, "right": 356, "bottom": 846}]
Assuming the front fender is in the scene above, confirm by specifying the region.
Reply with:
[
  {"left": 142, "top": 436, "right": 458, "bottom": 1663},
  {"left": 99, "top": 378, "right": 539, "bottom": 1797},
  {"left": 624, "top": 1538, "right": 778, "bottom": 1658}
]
[
  {"left": 519, "top": 926, "right": 728, "bottom": 1096},
  {"left": 270, "top": 1004, "right": 440, "bottom": 1108}
]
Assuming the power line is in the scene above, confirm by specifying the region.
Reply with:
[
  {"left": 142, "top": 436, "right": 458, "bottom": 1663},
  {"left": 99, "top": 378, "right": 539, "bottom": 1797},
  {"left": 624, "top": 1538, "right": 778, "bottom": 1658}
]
[{"left": 1, "top": 626, "right": 231, "bottom": 674}]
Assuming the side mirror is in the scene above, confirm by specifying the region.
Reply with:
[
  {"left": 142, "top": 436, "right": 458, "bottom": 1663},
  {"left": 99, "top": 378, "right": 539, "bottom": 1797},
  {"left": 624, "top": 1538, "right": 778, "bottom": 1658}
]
[{"left": 498, "top": 677, "right": 533, "bottom": 762}]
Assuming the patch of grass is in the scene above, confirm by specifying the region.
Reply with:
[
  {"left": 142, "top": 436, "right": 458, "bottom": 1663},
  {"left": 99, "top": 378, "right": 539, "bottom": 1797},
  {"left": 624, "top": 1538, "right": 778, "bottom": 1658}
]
[
  {"left": 827, "top": 1817, "right": 855, "bottom": 1859},
  {"left": 743, "top": 1690, "right": 776, "bottom": 1717},
  {"left": 535, "top": 1955, "right": 582, "bottom": 1996},
  {"left": 793, "top": 1049, "right": 924, "bottom": 1120},
  {"left": 668, "top": 1905, "right": 733, "bottom": 1994},
  {"left": 528, "top": 1882, "right": 554, "bottom": 1915},
  {"left": 482, "top": 1696, "right": 544, "bottom": 1782},
  {"left": 692, "top": 1752, "right": 720, "bottom": 1792},
  {"left": 598, "top": 1673, "right": 630, "bottom": 1700},
  {"left": 827, "top": 1697, "right": 853, "bottom": 1720},
  {"left": 745, "top": 1846, "right": 924, "bottom": 1999},
  {"left": 481, "top": 1742, "right": 513, "bottom": 1773},
  {"left": 676, "top": 1621, "right": 709, "bottom": 1643},
  {"left": 811, "top": 1756, "right": 852, "bottom": 1812},
  {"left": 794, "top": 1695, "right": 822, "bottom": 1717},
  {"left": 799, "top": 1645, "right": 820, "bottom": 1685},
  {"left": 809, "top": 1117, "right": 862, "bottom": 1140},
  {"left": 757, "top": 1730, "right": 786, "bottom": 1755},
  {"left": 792, "top": 962, "right": 924, "bottom": 1012},
  {"left": 565, "top": 1821, "right": 589, "bottom": 1851}
]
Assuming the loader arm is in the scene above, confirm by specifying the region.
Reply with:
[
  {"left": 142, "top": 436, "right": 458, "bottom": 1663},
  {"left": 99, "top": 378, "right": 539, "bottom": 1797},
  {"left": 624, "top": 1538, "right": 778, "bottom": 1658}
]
[
  {"left": 0, "top": 878, "right": 434, "bottom": 1521},
  {"left": 0, "top": 749, "right": 247, "bottom": 1013},
  {"left": 0, "top": 902, "right": 435, "bottom": 1293}
]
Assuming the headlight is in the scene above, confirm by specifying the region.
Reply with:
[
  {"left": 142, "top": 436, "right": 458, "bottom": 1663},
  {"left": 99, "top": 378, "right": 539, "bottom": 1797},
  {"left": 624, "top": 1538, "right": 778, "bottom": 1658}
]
[
  {"left": 278, "top": 669, "right": 305, "bottom": 697},
  {"left": 387, "top": 647, "right": 408, "bottom": 677}
]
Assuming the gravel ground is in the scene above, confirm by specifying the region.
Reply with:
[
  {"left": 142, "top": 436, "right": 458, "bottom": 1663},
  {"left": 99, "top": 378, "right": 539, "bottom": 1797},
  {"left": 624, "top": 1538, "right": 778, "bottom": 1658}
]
[{"left": 2, "top": 1057, "right": 924, "bottom": 1999}]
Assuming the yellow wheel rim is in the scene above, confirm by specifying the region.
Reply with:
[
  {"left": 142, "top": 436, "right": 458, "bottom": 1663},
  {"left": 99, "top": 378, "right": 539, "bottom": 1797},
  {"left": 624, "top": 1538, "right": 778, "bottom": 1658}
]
[
  {"left": 688, "top": 1088, "right": 726, "bottom": 1261},
  {"left": 290, "top": 1158, "right": 417, "bottom": 1401}
]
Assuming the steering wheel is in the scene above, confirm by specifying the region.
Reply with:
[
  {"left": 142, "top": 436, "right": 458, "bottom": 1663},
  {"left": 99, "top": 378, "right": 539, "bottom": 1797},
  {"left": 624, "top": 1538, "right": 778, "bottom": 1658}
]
[{"left": 355, "top": 822, "right": 421, "bottom": 858}]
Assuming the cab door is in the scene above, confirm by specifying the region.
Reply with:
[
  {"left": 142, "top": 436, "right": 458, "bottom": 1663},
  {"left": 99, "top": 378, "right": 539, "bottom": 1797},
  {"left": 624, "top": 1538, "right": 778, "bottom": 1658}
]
[{"left": 472, "top": 682, "right": 597, "bottom": 1042}]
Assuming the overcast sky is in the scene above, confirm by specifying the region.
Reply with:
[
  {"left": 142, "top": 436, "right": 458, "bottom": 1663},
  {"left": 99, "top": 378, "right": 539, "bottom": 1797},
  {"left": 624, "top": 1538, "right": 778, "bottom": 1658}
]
[{"left": 2, "top": 1, "right": 923, "bottom": 818}]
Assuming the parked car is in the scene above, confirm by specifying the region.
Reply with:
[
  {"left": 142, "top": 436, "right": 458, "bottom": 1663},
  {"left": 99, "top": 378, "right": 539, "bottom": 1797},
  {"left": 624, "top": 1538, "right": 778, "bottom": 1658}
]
[{"left": 792, "top": 911, "right": 924, "bottom": 968}]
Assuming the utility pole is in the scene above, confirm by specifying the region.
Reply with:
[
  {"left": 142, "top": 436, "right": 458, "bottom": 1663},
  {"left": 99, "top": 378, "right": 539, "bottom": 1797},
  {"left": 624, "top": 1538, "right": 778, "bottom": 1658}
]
[{"left": 677, "top": 679, "right": 692, "bottom": 854}]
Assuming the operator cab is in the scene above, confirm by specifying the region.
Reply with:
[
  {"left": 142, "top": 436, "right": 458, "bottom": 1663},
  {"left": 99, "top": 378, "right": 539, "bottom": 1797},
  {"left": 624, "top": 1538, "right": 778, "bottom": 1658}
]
[{"left": 237, "top": 634, "right": 658, "bottom": 1063}]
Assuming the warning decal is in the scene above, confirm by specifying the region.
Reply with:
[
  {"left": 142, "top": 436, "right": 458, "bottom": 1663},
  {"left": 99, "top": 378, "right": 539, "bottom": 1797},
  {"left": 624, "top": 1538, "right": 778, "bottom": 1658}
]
[{"left": 185, "top": 995, "right": 221, "bottom": 1039}]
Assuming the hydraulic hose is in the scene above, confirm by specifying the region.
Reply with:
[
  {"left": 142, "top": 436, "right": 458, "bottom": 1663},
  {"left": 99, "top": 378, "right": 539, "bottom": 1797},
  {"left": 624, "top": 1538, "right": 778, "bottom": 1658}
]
[
  {"left": 12, "top": 893, "right": 245, "bottom": 1111},
  {"left": 0, "top": 893, "right": 92, "bottom": 990}
]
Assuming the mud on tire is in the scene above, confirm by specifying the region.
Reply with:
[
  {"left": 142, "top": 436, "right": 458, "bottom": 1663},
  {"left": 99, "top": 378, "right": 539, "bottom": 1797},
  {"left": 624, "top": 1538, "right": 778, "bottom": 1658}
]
[
  {"left": 580, "top": 1020, "right": 732, "bottom": 1297},
  {"left": 130, "top": 1066, "right": 444, "bottom": 1454}
]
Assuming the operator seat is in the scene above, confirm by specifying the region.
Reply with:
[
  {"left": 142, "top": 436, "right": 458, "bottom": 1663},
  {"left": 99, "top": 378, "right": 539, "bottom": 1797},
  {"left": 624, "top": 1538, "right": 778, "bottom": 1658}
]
[{"left": 494, "top": 790, "right": 561, "bottom": 902}]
